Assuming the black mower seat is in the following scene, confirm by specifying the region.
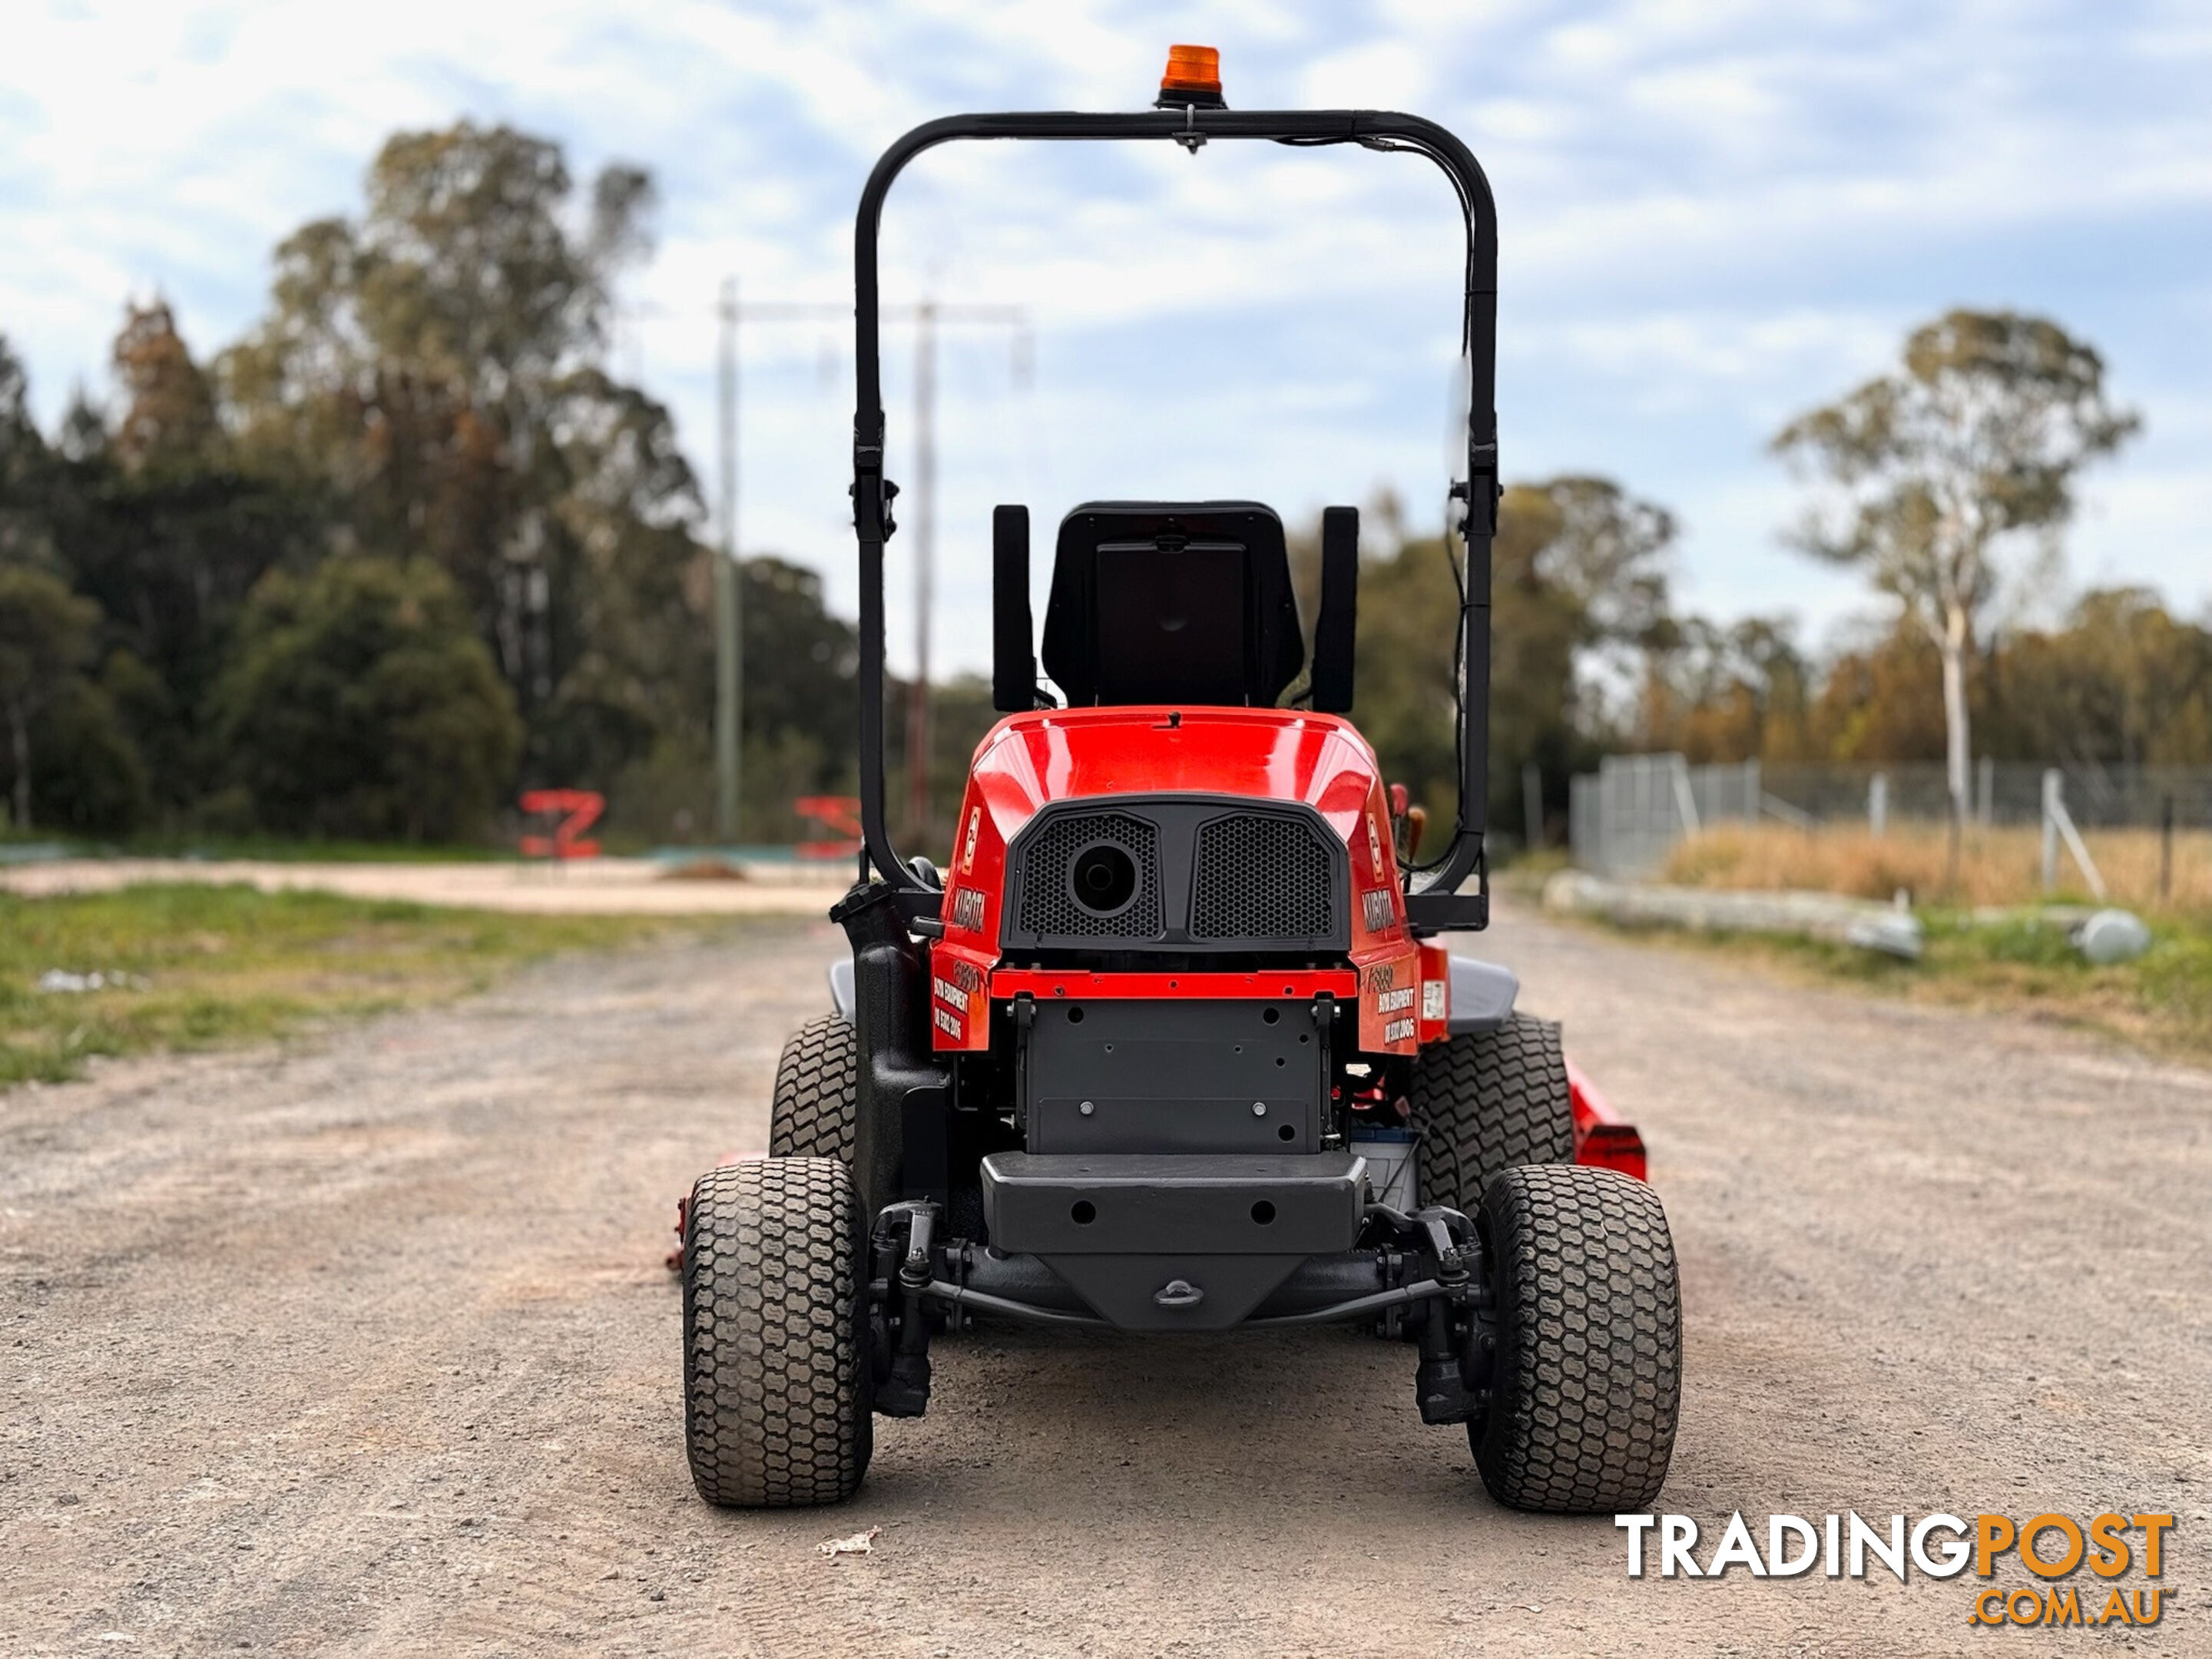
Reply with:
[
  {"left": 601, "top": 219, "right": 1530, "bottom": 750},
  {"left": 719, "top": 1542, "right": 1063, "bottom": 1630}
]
[{"left": 1041, "top": 501, "right": 1306, "bottom": 707}]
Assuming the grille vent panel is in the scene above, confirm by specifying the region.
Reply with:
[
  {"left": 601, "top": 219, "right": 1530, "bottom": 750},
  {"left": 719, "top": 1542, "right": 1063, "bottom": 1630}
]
[
  {"left": 1190, "top": 814, "right": 1336, "bottom": 942},
  {"left": 1016, "top": 812, "right": 1163, "bottom": 940}
]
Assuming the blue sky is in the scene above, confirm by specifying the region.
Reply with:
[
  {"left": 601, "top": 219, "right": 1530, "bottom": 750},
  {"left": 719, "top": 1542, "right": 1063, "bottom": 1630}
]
[{"left": 4, "top": 0, "right": 2207, "bottom": 678}]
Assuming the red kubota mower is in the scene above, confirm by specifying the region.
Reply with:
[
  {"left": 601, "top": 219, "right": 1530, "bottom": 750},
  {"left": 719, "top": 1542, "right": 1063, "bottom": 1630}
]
[{"left": 680, "top": 46, "right": 1681, "bottom": 1514}]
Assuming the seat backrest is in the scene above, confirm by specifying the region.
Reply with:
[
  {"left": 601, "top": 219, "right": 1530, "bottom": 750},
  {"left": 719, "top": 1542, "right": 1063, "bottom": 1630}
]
[{"left": 1040, "top": 502, "right": 1305, "bottom": 707}]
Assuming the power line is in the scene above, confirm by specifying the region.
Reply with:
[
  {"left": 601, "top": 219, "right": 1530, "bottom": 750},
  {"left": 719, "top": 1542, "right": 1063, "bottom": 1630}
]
[
  {"left": 714, "top": 290, "right": 848, "bottom": 844},
  {"left": 901, "top": 299, "right": 1029, "bottom": 846},
  {"left": 714, "top": 284, "right": 1028, "bottom": 849}
]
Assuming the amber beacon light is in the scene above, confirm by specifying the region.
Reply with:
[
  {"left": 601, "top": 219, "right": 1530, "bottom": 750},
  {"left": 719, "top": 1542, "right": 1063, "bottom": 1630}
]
[{"left": 1155, "top": 44, "right": 1226, "bottom": 108}]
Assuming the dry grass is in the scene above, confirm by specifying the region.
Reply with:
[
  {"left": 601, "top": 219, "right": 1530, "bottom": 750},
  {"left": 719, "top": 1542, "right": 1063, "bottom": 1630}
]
[
  {"left": 0, "top": 884, "right": 711, "bottom": 1087},
  {"left": 1617, "top": 821, "right": 2212, "bottom": 1060},
  {"left": 1661, "top": 821, "right": 2212, "bottom": 912}
]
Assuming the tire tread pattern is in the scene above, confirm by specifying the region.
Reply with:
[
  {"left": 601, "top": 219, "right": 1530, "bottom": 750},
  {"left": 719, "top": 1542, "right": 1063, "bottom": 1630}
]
[
  {"left": 1408, "top": 1012, "right": 1575, "bottom": 1212},
  {"left": 682, "top": 1157, "right": 872, "bottom": 1507},
  {"left": 769, "top": 1015, "right": 859, "bottom": 1164},
  {"left": 1474, "top": 1164, "right": 1681, "bottom": 1514}
]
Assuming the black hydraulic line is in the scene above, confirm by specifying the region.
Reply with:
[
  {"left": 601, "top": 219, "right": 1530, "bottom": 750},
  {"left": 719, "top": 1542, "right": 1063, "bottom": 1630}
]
[
  {"left": 947, "top": 1239, "right": 1094, "bottom": 1311},
  {"left": 1248, "top": 1253, "right": 1391, "bottom": 1315},
  {"left": 849, "top": 108, "right": 1499, "bottom": 903},
  {"left": 1243, "top": 1277, "right": 1448, "bottom": 1329},
  {"left": 919, "top": 1279, "right": 1109, "bottom": 1326}
]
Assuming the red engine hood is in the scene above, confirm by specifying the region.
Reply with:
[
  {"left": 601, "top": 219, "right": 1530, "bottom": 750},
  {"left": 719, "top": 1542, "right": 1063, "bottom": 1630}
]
[
  {"left": 965, "top": 705, "right": 1383, "bottom": 842},
  {"left": 932, "top": 705, "right": 1421, "bottom": 1059}
]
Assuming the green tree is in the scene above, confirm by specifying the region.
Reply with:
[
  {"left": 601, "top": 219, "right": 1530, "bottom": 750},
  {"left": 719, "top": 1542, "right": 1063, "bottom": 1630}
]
[
  {"left": 213, "top": 557, "right": 522, "bottom": 841},
  {"left": 0, "top": 565, "right": 101, "bottom": 830},
  {"left": 217, "top": 123, "right": 700, "bottom": 790},
  {"left": 1637, "top": 614, "right": 1813, "bottom": 764},
  {"left": 740, "top": 557, "right": 859, "bottom": 763},
  {"left": 112, "top": 299, "right": 221, "bottom": 475},
  {"left": 51, "top": 306, "right": 320, "bottom": 815},
  {"left": 604, "top": 555, "right": 863, "bottom": 845},
  {"left": 1773, "top": 310, "right": 2140, "bottom": 845},
  {"left": 1336, "top": 478, "right": 1674, "bottom": 849},
  {"left": 26, "top": 672, "right": 152, "bottom": 834},
  {"left": 1, "top": 333, "right": 154, "bottom": 835},
  {"left": 1987, "top": 588, "right": 2212, "bottom": 768},
  {"left": 0, "top": 338, "right": 55, "bottom": 569},
  {"left": 1512, "top": 475, "right": 1676, "bottom": 659}
]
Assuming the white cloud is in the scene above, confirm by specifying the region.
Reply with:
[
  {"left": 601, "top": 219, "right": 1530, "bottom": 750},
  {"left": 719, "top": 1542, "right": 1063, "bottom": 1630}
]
[
  {"left": 1, "top": 0, "right": 2206, "bottom": 674},
  {"left": 1300, "top": 38, "right": 1432, "bottom": 108}
]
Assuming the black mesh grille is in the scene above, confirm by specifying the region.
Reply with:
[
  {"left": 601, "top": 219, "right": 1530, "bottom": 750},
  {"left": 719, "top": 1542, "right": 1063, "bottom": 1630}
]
[
  {"left": 1016, "top": 812, "right": 1163, "bottom": 940},
  {"left": 1190, "top": 813, "right": 1336, "bottom": 941}
]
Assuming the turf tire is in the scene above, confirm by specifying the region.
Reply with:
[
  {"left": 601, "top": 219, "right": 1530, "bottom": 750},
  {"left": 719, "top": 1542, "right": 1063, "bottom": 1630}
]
[
  {"left": 682, "top": 1156, "right": 873, "bottom": 1507},
  {"left": 1472, "top": 1164, "right": 1681, "bottom": 1514},
  {"left": 1406, "top": 1012, "right": 1575, "bottom": 1212},
  {"left": 769, "top": 1015, "right": 859, "bottom": 1164}
]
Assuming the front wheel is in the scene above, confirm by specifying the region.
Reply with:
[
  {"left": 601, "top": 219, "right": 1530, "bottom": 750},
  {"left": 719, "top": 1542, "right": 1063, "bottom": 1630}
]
[
  {"left": 1472, "top": 1164, "right": 1681, "bottom": 1513},
  {"left": 682, "top": 1157, "right": 873, "bottom": 1507}
]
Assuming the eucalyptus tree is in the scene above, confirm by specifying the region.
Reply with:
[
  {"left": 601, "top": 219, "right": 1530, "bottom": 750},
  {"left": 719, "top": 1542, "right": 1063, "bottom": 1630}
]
[
  {"left": 1346, "top": 475, "right": 1677, "bottom": 838},
  {"left": 218, "top": 123, "right": 707, "bottom": 786},
  {"left": 1773, "top": 310, "right": 2138, "bottom": 853}
]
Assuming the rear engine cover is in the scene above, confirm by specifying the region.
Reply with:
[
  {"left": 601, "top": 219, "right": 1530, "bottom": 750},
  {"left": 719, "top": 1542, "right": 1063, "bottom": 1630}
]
[{"left": 1002, "top": 795, "right": 1348, "bottom": 955}]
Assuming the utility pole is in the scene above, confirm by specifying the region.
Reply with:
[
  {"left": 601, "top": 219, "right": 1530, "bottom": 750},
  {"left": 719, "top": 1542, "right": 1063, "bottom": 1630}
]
[
  {"left": 712, "top": 287, "right": 1027, "bottom": 853},
  {"left": 710, "top": 286, "right": 844, "bottom": 847},
  {"left": 714, "top": 279, "right": 740, "bottom": 845},
  {"left": 892, "top": 301, "right": 1028, "bottom": 849}
]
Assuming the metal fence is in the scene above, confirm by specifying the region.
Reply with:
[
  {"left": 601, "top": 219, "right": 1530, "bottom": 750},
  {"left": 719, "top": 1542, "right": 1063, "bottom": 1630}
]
[{"left": 1568, "top": 755, "right": 2212, "bottom": 879}]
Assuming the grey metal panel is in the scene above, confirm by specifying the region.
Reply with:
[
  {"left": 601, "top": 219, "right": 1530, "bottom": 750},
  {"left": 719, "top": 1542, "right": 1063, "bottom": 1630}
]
[
  {"left": 1025, "top": 996, "right": 1325, "bottom": 1153},
  {"left": 826, "top": 958, "right": 856, "bottom": 1023},
  {"left": 980, "top": 1151, "right": 1365, "bottom": 1256},
  {"left": 1445, "top": 955, "right": 1518, "bottom": 1035}
]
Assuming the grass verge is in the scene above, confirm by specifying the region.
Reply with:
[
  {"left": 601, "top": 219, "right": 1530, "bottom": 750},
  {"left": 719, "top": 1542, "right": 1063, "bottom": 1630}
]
[
  {"left": 1582, "top": 903, "right": 2212, "bottom": 1062},
  {"left": 1659, "top": 820, "right": 2212, "bottom": 911},
  {"left": 1, "top": 883, "right": 711, "bottom": 1087}
]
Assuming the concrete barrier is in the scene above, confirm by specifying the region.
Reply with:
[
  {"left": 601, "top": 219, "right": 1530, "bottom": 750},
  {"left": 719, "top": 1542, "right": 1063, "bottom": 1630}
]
[{"left": 1543, "top": 870, "right": 1924, "bottom": 959}]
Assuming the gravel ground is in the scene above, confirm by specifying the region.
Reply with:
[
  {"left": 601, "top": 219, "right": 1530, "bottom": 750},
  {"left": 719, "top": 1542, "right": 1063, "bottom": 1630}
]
[{"left": 3, "top": 902, "right": 2207, "bottom": 1657}]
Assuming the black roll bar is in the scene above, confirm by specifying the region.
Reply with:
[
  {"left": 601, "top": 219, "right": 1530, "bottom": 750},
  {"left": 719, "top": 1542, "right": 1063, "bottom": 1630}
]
[{"left": 851, "top": 107, "right": 1498, "bottom": 929}]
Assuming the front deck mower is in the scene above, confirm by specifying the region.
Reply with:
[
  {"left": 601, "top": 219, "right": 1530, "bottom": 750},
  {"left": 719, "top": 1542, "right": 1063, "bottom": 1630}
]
[{"left": 680, "top": 48, "right": 1681, "bottom": 1513}]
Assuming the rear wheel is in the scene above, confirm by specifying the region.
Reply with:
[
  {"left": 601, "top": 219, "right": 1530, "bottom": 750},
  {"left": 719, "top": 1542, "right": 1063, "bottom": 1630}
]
[
  {"left": 770, "top": 1015, "right": 859, "bottom": 1164},
  {"left": 1472, "top": 1164, "right": 1680, "bottom": 1513},
  {"left": 1406, "top": 1012, "right": 1574, "bottom": 1212},
  {"left": 682, "top": 1157, "right": 873, "bottom": 1507}
]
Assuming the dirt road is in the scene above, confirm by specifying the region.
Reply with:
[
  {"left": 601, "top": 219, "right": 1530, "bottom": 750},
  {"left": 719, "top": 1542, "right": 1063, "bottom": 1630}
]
[
  {"left": 5, "top": 904, "right": 2207, "bottom": 1656},
  {"left": 0, "top": 858, "right": 844, "bottom": 916}
]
